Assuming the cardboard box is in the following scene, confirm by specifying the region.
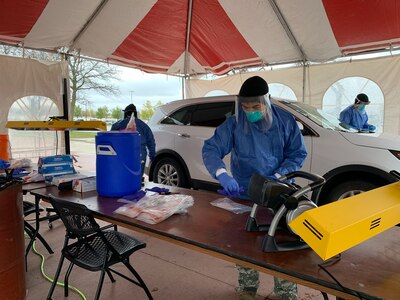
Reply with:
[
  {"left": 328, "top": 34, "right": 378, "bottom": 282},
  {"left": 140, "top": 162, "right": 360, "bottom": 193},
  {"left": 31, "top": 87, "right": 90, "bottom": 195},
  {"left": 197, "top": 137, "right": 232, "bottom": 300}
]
[
  {"left": 38, "top": 155, "right": 74, "bottom": 166},
  {"left": 39, "top": 164, "right": 76, "bottom": 176},
  {"left": 73, "top": 176, "right": 96, "bottom": 193},
  {"left": 51, "top": 174, "right": 88, "bottom": 185},
  {"left": 38, "top": 155, "right": 76, "bottom": 184}
]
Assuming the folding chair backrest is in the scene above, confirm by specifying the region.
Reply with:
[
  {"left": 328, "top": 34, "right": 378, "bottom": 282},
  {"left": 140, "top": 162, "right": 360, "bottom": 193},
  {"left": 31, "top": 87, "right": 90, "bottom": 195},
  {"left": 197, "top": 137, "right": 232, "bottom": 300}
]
[{"left": 49, "top": 196, "right": 100, "bottom": 238}]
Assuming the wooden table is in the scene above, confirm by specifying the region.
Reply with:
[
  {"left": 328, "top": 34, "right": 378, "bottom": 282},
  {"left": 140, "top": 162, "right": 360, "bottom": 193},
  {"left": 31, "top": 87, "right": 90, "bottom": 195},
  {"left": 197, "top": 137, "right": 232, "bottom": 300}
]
[
  {"left": 22, "top": 181, "right": 49, "bottom": 195},
  {"left": 30, "top": 183, "right": 400, "bottom": 300}
]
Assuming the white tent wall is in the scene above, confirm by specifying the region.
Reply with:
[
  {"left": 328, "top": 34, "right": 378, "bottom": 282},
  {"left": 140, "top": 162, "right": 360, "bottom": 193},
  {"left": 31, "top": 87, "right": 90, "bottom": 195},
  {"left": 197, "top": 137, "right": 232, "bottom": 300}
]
[
  {"left": 0, "top": 55, "right": 69, "bottom": 134},
  {"left": 186, "top": 55, "right": 400, "bottom": 135}
]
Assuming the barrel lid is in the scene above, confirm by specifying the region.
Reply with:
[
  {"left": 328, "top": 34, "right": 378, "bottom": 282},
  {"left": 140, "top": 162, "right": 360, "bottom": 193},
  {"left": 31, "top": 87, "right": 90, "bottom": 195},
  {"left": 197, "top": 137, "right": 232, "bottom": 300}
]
[{"left": 97, "top": 131, "right": 139, "bottom": 136}]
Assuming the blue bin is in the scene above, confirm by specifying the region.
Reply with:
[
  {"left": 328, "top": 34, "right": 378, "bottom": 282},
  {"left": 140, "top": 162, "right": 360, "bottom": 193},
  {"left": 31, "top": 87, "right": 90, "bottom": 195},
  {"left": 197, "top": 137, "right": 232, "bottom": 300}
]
[{"left": 95, "top": 132, "right": 141, "bottom": 197}]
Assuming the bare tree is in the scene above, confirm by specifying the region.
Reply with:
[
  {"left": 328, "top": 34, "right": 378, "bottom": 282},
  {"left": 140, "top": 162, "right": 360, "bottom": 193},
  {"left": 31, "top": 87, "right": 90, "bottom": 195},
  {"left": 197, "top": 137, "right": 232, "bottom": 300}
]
[{"left": 68, "top": 53, "right": 120, "bottom": 116}]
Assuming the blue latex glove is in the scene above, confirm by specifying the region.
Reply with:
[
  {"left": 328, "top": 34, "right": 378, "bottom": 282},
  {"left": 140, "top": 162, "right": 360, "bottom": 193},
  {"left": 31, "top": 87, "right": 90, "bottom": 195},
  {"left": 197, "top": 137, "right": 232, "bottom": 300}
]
[
  {"left": 266, "top": 175, "right": 279, "bottom": 181},
  {"left": 12, "top": 168, "right": 28, "bottom": 178},
  {"left": 217, "top": 173, "right": 240, "bottom": 196},
  {"left": 122, "top": 190, "right": 146, "bottom": 201},
  {"left": 145, "top": 187, "right": 170, "bottom": 194},
  {"left": 0, "top": 160, "right": 10, "bottom": 170},
  {"left": 217, "top": 186, "right": 244, "bottom": 197}
]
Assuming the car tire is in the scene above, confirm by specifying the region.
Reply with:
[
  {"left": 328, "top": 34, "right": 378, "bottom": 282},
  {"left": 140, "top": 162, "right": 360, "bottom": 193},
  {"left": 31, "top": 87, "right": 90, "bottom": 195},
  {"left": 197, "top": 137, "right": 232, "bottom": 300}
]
[
  {"left": 324, "top": 180, "right": 377, "bottom": 203},
  {"left": 152, "top": 157, "right": 188, "bottom": 187}
]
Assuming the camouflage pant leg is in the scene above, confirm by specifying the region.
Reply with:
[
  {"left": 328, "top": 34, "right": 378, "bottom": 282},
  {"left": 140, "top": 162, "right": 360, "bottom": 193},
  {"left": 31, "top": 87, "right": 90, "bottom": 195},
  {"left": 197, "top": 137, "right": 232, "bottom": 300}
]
[
  {"left": 236, "top": 264, "right": 260, "bottom": 292},
  {"left": 273, "top": 277, "right": 298, "bottom": 300}
]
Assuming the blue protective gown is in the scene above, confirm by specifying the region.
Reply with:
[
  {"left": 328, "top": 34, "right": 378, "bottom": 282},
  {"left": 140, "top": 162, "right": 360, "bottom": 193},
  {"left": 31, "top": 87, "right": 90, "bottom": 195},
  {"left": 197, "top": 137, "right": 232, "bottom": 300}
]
[
  {"left": 339, "top": 105, "right": 375, "bottom": 131},
  {"left": 111, "top": 118, "right": 156, "bottom": 174},
  {"left": 202, "top": 105, "right": 307, "bottom": 198}
]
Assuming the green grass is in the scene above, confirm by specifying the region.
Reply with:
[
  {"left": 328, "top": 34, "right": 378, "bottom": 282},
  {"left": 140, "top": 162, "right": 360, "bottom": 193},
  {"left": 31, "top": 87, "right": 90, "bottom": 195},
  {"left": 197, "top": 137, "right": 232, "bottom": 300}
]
[{"left": 69, "top": 131, "right": 97, "bottom": 138}]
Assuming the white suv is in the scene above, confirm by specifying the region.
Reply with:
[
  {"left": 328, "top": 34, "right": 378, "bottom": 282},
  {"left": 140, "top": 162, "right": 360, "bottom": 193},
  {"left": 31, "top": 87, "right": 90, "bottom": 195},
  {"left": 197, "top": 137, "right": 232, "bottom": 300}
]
[{"left": 146, "top": 95, "right": 400, "bottom": 204}]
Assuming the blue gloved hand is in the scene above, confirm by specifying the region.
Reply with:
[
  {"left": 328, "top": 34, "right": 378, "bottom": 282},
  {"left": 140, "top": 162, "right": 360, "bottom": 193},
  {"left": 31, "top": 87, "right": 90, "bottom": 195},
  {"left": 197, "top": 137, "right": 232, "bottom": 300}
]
[
  {"left": 145, "top": 187, "right": 170, "bottom": 194},
  {"left": 0, "top": 160, "right": 10, "bottom": 170},
  {"left": 122, "top": 190, "right": 146, "bottom": 201},
  {"left": 217, "top": 173, "right": 240, "bottom": 196},
  {"left": 217, "top": 186, "right": 244, "bottom": 197}
]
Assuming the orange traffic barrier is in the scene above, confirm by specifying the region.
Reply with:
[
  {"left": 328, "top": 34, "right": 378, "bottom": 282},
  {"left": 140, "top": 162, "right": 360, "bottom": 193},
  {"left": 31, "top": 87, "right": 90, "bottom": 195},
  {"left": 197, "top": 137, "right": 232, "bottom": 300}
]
[{"left": 0, "top": 134, "right": 10, "bottom": 160}]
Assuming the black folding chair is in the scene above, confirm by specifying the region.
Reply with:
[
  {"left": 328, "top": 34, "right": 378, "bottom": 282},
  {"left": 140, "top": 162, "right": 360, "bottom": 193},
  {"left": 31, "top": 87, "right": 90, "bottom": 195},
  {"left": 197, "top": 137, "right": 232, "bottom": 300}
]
[
  {"left": 23, "top": 200, "right": 54, "bottom": 270},
  {"left": 47, "top": 196, "right": 153, "bottom": 300}
]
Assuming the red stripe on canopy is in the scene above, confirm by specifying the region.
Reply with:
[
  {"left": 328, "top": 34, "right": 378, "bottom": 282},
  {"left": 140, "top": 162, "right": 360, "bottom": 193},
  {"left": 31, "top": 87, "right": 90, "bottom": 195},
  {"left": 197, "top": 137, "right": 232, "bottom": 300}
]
[
  {"left": 113, "top": 0, "right": 258, "bottom": 74},
  {"left": 113, "top": 0, "right": 187, "bottom": 67},
  {"left": 323, "top": 0, "right": 400, "bottom": 48},
  {"left": 0, "top": 0, "right": 48, "bottom": 40},
  {"left": 190, "top": 0, "right": 259, "bottom": 72}
]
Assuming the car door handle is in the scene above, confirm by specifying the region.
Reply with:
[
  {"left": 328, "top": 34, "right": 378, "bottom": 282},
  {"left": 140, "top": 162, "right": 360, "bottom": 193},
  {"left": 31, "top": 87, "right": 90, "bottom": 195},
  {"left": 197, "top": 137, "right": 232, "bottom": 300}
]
[{"left": 178, "top": 133, "right": 191, "bottom": 138}]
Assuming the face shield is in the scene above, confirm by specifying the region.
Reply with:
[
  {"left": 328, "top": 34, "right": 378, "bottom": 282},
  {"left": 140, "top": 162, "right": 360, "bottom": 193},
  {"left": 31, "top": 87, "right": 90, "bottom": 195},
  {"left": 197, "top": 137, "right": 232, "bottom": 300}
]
[
  {"left": 355, "top": 97, "right": 370, "bottom": 105},
  {"left": 237, "top": 93, "right": 273, "bottom": 131},
  {"left": 354, "top": 99, "right": 369, "bottom": 114}
]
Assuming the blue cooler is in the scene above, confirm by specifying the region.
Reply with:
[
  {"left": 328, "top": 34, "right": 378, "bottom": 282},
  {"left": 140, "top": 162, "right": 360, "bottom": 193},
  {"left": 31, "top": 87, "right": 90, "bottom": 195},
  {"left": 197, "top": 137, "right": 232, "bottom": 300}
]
[{"left": 95, "top": 132, "right": 141, "bottom": 197}]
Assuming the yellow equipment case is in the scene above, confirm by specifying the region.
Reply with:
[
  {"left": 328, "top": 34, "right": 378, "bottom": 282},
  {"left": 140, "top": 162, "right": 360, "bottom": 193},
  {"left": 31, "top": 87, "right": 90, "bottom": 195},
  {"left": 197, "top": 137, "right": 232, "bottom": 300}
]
[{"left": 289, "top": 182, "right": 400, "bottom": 260}]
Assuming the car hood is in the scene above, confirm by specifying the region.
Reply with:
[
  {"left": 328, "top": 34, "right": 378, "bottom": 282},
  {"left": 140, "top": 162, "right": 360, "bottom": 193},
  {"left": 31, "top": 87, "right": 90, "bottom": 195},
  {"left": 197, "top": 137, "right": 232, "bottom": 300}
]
[{"left": 340, "top": 132, "right": 400, "bottom": 150}]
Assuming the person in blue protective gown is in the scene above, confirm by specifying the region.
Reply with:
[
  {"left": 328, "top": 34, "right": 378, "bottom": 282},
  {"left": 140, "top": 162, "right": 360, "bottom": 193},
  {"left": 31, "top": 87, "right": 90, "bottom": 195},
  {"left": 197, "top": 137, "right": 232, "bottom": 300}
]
[
  {"left": 111, "top": 104, "right": 156, "bottom": 177},
  {"left": 202, "top": 76, "right": 307, "bottom": 300},
  {"left": 339, "top": 93, "right": 376, "bottom": 132}
]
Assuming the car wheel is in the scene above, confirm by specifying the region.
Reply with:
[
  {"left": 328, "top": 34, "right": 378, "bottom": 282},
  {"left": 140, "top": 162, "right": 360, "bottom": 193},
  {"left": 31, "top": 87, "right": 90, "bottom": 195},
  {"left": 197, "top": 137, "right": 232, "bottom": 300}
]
[
  {"left": 152, "top": 157, "right": 188, "bottom": 187},
  {"left": 324, "top": 180, "right": 377, "bottom": 202}
]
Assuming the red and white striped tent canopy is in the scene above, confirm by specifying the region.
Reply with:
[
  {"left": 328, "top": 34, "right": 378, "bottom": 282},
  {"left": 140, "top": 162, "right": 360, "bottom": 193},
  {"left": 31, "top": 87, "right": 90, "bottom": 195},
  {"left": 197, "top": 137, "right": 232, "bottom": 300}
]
[{"left": 1, "top": 0, "right": 400, "bottom": 76}]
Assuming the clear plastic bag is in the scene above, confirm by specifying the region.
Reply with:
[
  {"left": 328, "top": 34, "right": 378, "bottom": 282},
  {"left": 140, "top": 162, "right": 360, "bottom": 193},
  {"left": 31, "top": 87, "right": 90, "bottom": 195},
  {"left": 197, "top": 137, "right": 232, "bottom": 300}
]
[
  {"left": 10, "top": 158, "right": 32, "bottom": 169},
  {"left": 210, "top": 198, "right": 252, "bottom": 214},
  {"left": 22, "top": 170, "right": 44, "bottom": 182},
  {"left": 114, "top": 194, "right": 194, "bottom": 224},
  {"left": 125, "top": 114, "right": 137, "bottom": 131}
]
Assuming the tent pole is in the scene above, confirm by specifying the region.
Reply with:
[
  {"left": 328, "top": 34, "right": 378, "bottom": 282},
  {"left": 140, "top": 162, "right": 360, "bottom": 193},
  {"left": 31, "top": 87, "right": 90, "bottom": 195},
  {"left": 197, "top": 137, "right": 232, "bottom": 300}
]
[
  {"left": 183, "top": 0, "right": 193, "bottom": 75},
  {"left": 69, "top": 0, "right": 109, "bottom": 51},
  {"left": 181, "top": 77, "right": 185, "bottom": 99},
  {"left": 182, "top": 0, "right": 194, "bottom": 97},
  {"left": 62, "top": 78, "right": 70, "bottom": 154},
  {"left": 302, "top": 61, "right": 306, "bottom": 103},
  {"left": 269, "top": 0, "right": 305, "bottom": 60}
]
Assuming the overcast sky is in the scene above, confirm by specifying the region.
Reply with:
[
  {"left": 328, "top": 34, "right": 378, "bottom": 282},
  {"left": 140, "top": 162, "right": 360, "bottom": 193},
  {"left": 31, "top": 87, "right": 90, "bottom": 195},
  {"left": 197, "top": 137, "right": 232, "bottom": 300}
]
[{"left": 86, "top": 65, "right": 183, "bottom": 111}]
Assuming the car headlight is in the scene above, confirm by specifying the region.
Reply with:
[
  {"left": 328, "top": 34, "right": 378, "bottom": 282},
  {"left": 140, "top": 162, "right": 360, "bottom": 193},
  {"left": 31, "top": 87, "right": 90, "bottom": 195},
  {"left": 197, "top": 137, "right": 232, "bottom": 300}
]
[{"left": 389, "top": 150, "right": 400, "bottom": 160}]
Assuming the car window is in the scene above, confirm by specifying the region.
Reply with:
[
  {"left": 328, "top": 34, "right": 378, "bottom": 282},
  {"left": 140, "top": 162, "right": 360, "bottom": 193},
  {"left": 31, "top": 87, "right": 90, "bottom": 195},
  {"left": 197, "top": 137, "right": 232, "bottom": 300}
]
[
  {"left": 191, "top": 102, "right": 234, "bottom": 127},
  {"left": 282, "top": 101, "right": 355, "bottom": 132},
  {"left": 161, "top": 105, "right": 195, "bottom": 125}
]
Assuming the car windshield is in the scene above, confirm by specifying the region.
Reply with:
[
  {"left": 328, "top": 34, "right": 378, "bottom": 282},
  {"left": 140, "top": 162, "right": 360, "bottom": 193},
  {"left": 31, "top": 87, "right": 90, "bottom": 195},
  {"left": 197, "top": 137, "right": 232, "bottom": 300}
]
[{"left": 282, "top": 101, "right": 356, "bottom": 132}]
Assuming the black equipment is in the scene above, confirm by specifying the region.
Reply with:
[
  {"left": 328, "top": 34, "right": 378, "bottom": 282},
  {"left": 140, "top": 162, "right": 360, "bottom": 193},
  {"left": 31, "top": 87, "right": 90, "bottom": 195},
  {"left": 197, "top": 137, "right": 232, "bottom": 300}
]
[{"left": 246, "top": 171, "right": 325, "bottom": 252}]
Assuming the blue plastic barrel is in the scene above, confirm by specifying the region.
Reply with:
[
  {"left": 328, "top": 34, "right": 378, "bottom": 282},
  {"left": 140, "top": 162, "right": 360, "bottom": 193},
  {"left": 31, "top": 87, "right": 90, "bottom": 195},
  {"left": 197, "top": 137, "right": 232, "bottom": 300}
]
[{"left": 96, "top": 132, "right": 141, "bottom": 197}]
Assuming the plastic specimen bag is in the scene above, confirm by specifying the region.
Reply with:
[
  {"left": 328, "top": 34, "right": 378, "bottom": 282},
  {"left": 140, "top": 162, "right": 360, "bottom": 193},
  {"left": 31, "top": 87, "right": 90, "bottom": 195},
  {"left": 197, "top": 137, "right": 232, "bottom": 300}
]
[
  {"left": 114, "top": 194, "right": 194, "bottom": 224},
  {"left": 210, "top": 198, "right": 252, "bottom": 214}
]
